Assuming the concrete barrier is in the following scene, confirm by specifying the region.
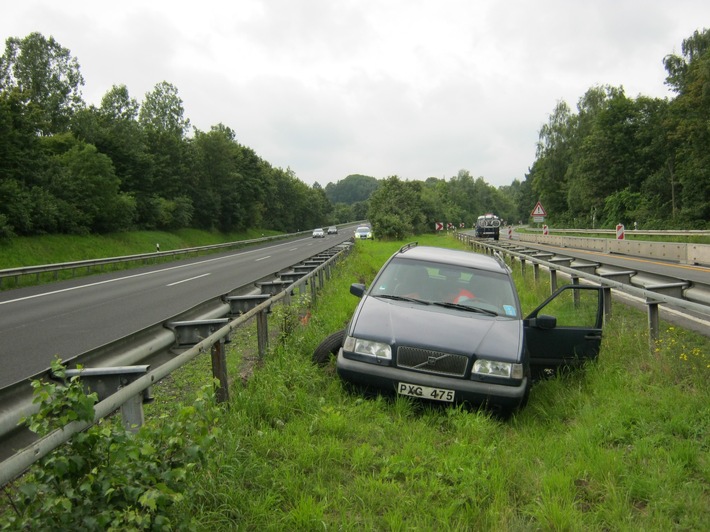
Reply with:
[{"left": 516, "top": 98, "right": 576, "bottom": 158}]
[{"left": 515, "top": 233, "right": 710, "bottom": 266}]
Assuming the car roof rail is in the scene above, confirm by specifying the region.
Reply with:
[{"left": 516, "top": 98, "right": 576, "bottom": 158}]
[{"left": 399, "top": 242, "right": 418, "bottom": 253}]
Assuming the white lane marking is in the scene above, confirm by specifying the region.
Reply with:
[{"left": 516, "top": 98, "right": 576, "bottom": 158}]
[
  {"left": 0, "top": 235, "right": 324, "bottom": 306},
  {"left": 255, "top": 256, "right": 271, "bottom": 261},
  {"left": 167, "top": 273, "right": 211, "bottom": 287}
]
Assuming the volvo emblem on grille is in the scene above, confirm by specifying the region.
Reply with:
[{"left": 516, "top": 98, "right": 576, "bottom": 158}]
[{"left": 427, "top": 356, "right": 438, "bottom": 366}]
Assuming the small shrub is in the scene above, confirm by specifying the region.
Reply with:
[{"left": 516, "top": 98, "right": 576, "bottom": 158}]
[{"left": 3, "top": 360, "right": 222, "bottom": 530}]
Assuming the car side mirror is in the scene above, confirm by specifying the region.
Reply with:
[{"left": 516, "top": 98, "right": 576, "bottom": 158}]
[
  {"left": 527, "top": 314, "right": 556, "bottom": 329},
  {"left": 350, "top": 283, "right": 366, "bottom": 298}
]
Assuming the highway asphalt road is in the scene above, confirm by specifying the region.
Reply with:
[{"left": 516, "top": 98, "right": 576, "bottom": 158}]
[{"left": 0, "top": 232, "right": 354, "bottom": 389}]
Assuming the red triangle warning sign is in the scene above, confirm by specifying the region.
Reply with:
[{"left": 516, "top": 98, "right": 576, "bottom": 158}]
[{"left": 531, "top": 201, "right": 547, "bottom": 216}]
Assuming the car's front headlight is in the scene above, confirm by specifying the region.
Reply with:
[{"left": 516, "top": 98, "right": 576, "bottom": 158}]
[
  {"left": 343, "top": 336, "right": 392, "bottom": 361},
  {"left": 472, "top": 359, "right": 523, "bottom": 379}
]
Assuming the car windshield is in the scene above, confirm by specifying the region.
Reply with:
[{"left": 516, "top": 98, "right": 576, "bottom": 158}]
[
  {"left": 369, "top": 257, "right": 518, "bottom": 317},
  {"left": 356, "top": 227, "right": 369, "bottom": 233}
]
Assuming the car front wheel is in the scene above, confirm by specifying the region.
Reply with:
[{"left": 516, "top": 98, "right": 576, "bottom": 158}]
[{"left": 313, "top": 329, "right": 345, "bottom": 366}]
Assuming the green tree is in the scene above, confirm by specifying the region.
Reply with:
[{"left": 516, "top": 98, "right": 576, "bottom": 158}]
[
  {"left": 138, "top": 82, "right": 191, "bottom": 226},
  {"left": 368, "top": 176, "right": 425, "bottom": 239},
  {"left": 72, "top": 85, "right": 152, "bottom": 208},
  {"left": 324, "top": 174, "right": 379, "bottom": 204},
  {"left": 570, "top": 88, "right": 640, "bottom": 219},
  {"left": 0, "top": 87, "right": 48, "bottom": 235},
  {"left": 420, "top": 178, "right": 451, "bottom": 229},
  {"left": 42, "top": 133, "right": 136, "bottom": 233},
  {"left": 0, "top": 32, "right": 84, "bottom": 135},
  {"left": 191, "top": 125, "right": 249, "bottom": 231},
  {"left": 532, "top": 100, "right": 575, "bottom": 219},
  {"left": 663, "top": 28, "right": 710, "bottom": 224}
]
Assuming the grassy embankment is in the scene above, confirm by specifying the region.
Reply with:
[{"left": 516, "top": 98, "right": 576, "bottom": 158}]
[
  {"left": 0, "top": 228, "right": 283, "bottom": 289},
  {"left": 146, "top": 233, "right": 708, "bottom": 530}
]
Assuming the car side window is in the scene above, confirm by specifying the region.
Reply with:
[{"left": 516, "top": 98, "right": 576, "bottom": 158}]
[{"left": 532, "top": 286, "right": 602, "bottom": 328}]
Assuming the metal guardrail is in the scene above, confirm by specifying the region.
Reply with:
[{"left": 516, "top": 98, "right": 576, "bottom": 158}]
[
  {"left": 0, "top": 233, "right": 298, "bottom": 288},
  {"left": 457, "top": 234, "right": 710, "bottom": 342},
  {"left": 512, "top": 230, "right": 710, "bottom": 266},
  {"left": 524, "top": 228, "right": 710, "bottom": 236},
  {"left": 0, "top": 240, "right": 353, "bottom": 487}
]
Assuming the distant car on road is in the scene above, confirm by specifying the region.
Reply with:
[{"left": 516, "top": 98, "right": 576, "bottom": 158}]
[
  {"left": 312, "top": 228, "right": 325, "bottom": 238},
  {"left": 354, "top": 226, "right": 373, "bottom": 239},
  {"left": 327, "top": 226, "right": 338, "bottom": 234},
  {"left": 313, "top": 243, "right": 604, "bottom": 415}
]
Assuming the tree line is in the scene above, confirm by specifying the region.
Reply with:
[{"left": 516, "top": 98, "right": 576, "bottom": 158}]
[
  {"left": 345, "top": 28, "right": 710, "bottom": 237},
  {"left": 1, "top": 29, "right": 708, "bottom": 242},
  {"left": 528, "top": 29, "right": 710, "bottom": 229},
  {"left": 0, "top": 33, "right": 331, "bottom": 239}
]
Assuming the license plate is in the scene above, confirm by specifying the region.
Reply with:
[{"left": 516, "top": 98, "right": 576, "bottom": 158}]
[{"left": 397, "top": 382, "right": 454, "bottom": 402}]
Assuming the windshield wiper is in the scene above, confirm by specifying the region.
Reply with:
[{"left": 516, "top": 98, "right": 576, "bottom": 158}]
[
  {"left": 376, "top": 294, "right": 430, "bottom": 305},
  {"left": 431, "top": 301, "right": 498, "bottom": 316}
]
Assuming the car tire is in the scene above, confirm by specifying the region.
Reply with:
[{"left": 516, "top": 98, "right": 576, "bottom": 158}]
[{"left": 313, "top": 329, "right": 345, "bottom": 366}]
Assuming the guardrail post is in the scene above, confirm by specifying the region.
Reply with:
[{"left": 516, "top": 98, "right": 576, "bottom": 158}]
[
  {"left": 520, "top": 257, "right": 526, "bottom": 277},
  {"left": 211, "top": 339, "right": 229, "bottom": 404},
  {"left": 532, "top": 263, "right": 539, "bottom": 283},
  {"left": 571, "top": 276, "right": 580, "bottom": 307},
  {"left": 549, "top": 269, "right": 558, "bottom": 293},
  {"left": 121, "top": 392, "right": 145, "bottom": 431},
  {"left": 63, "top": 366, "right": 151, "bottom": 432},
  {"left": 256, "top": 308, "right": 269, "bottom": 358},
  {"left": 646, "top": 299, "right": 661, "bottom": 351},
  {"left": 603, "top": 287, "right": 612, "bottom": 321},
  {"left": 310, "top": 274, "right": 318, "bottom": 302}
]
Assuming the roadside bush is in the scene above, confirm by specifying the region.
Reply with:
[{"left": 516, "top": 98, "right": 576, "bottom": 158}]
[
  {"left": 2, "top": 359, "right": 222, "bottom": 530},
  {"left": 0, "top": 214, "right": 15, "bottom": 240}
]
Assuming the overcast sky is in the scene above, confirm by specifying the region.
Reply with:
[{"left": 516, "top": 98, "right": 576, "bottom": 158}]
[{"left": 3, "top": 1, "right": 709, "bottom": 188}]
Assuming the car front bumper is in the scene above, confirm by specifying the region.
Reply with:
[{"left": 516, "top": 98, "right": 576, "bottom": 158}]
[{"left": 336, "top": 350, "right": 527, "bottom": 408}]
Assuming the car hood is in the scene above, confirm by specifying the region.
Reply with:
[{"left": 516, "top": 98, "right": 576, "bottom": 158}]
[{"left": 349, "top": 296, "right": 523, "bottom": 361}]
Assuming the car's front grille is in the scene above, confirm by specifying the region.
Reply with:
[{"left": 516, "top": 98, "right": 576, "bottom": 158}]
[{"left": 396, "top": 346, "right": 469, "bottom": 377}]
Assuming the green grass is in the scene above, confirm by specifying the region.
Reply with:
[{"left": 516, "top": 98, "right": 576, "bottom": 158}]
[
  {"left": 0, "top": 228, "right": 285, "bottom": 290},
  {"left": 0, "top": 228, "right": 283, "bottom": 269},
  {"left": 146, "top": 234, "right": 708, "bottom": 530}
]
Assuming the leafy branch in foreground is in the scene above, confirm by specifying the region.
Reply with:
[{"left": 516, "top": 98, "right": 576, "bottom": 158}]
[
  {"left": 22, "top": 357, "right": 98, "bottom": 434},
  {"left": 3, "top": 359, "right": 222, "bottom": 531}
]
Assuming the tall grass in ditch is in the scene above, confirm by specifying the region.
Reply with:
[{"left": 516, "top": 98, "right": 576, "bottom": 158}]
[{"left": 155, "top": 234, "right": 709, "bottom": 530}]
